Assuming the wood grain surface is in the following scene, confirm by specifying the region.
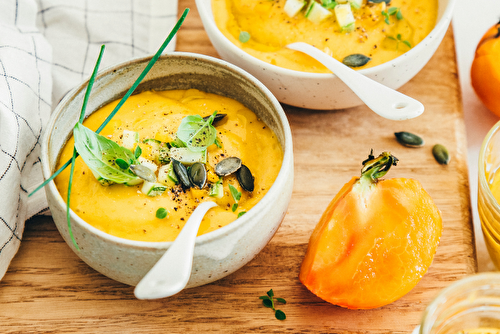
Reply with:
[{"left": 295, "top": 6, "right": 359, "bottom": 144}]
[{"left": 0, "top": 1, "right": 476, "bottom": 333}]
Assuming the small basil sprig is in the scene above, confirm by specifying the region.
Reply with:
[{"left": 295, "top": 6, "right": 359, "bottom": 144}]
[
  {"left": 228, "top": 184, "right": 241, "bottom": 212},
  {"left": 259, "top": 289, "right": 287, "bottom": 320},
  {"left": 176, "top": 111, "right": 218, "bottom": 151},
  {"left": 73, "top": 123, "right": 140, "bottom": 184}
]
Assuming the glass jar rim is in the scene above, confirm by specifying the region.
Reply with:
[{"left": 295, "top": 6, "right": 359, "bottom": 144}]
[{"left": 419, "top": 272, "right": 500, "bottom": 333}]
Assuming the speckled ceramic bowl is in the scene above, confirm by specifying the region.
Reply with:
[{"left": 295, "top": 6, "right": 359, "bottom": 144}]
[
  {"left": 41, "top": 53, "right": 294, "bottom": 287},
  {"left": 196, "top": 0, "right": 456, "bottom": 110}
]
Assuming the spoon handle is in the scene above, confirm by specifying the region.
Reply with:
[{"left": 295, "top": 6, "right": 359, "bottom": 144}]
[
  {"left": 287, "top": 42, "right": 424, "bottom": 121},
  {"left": 134, "top": 201, "right": 217, "bottom": 300}
]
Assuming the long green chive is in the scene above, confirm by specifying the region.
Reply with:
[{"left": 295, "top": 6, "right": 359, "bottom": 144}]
[
  {"left": 66, "top": 45, "right": 105, "bottom": 249},
  {"left": 28, "top": 8, "right": 190, "bottom": 198}
]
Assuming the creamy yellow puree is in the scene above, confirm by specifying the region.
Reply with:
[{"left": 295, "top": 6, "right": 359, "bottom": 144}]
[
  {"left": 213, "top": 0, "right": 438, "bottom": 72},
  {"left": 55, "top": 89, "right": 283, "bottom": 242},
  {"left": 482, "top": 167, "right": 500, "bottom": 268},
  {"left": 458, "top": 329, "right": 500, "bottom": 334}
]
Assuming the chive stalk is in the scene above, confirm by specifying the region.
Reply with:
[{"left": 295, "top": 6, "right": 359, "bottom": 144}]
[{"left": 67, "top": 45, "right": 106, "bottom": 249}]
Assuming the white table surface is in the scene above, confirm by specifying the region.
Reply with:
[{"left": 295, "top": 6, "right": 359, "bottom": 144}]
[{"left": 453, "top": 0, "right": 500, "bottom": 272}]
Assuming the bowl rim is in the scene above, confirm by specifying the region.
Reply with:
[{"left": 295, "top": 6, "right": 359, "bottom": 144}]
[
  {"left": 42, "top": 52, "right": 294, "bottom": 250},
  {"left": 195, "top": 0, "right": 456, "bottom": 79}
]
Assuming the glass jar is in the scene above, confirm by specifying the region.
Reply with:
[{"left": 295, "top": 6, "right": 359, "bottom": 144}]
[
  {"left": 418, "top": 273, "right": 500, "bottom": 334},
  {"left": 479, "top": 120, "right": 500, "bottom": 270}
]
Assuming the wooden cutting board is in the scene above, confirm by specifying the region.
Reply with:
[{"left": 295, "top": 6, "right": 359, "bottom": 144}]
[{"left": 0, "top": 1, "right": 476, "bottom": 332}]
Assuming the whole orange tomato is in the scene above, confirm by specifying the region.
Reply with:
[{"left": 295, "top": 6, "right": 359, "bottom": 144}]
[
  {"left": 299, "top": 152, "right": 442, "bottom": 309},
  {"left": 471, "top": 20, "right": 500, "bottom": 117}
]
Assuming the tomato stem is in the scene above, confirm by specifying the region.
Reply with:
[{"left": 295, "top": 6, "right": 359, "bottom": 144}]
[{"left": 360, "top": 151, "right": 399, "bottom": 182}]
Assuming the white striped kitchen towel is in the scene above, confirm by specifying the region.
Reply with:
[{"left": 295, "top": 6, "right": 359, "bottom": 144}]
[{"left": 0, "top": 0, "right": 179, "bottom": 281}]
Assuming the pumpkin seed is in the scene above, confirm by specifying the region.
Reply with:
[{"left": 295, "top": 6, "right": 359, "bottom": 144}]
[
  {"left": 215, "top": 157, "right": 242, "bottom": 176},
  {"left": 203, "top": 113, "right": 227, "bottom": 125},
  {"left": 342, "top": 54, "right": 371, "bottom": 68},
  {"left": 129, "top": 164, "right": 157, "bottom": 183},
  {"left": 172, "top": 159, "right": 191, "bottom": 188},
  {"left": 188, "top": 162, "right": 207, "bottom": 189},
  {"left": 394, "top": 131, "right": 425, "bottom": 148},
  {"left": 236, "top": 164, "right": 255, "bottom": 192},
  {"left": 432, "top": 144, "right": 450, "bottom": 165}
]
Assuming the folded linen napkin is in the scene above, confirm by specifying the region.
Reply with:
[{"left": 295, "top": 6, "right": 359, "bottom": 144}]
[{"left": 0, "top": 0, "right": 179, "bottom": 281}]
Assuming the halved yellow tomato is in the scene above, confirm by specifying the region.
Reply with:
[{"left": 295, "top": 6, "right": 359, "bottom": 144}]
[{"left": 299, "top": 152, "right": 442, "bottom": 309}]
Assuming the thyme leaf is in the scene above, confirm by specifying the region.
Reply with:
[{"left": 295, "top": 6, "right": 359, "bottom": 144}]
[{"left": 156, "top": 208, "right": 169, "bottom": 219}]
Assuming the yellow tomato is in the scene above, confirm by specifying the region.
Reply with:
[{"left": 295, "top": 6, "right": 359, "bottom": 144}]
[{"left": 471, "top": 20, "right": 500, "bottom": 117}]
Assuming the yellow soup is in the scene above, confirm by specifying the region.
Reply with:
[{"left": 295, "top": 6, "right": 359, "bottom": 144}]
[
  {"left": 213, "top": 0, "right": 438, "bottom": 72},
  {"left": 482, "top": 167, "right": 500, "bottom": 268},
  {"left": 459, "top": 329, "right": 500, "bottom": 334},
  {"left": 55, "top": 89, "right": 283, "bottom": 242}
]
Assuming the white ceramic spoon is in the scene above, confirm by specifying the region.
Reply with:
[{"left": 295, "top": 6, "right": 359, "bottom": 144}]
[
  {"left": 134, "top": 201, "right": 217, "bottom": 300},
  {"left": 286, "top": 42, "right": 424, "bottom": 121}
]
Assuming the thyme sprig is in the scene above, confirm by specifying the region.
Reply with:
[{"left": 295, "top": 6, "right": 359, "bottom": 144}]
[
  {"left": 387, "top": 33, "right": 411, "bottom": 49},
  {"left": 382, "top": 6, "right": 403, "bottom": 24},
  {"left": 259, "top": 289, "right": 287, "bottom": 320}
]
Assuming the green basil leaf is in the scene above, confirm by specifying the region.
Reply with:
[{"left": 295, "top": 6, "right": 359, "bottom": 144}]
[
  {"left": 115, "top": 158, "right": 130, "bottom": 169},
  {"left": 267, "top": 289, "right": 274, "bottom": 298},
  {"left": 276, "top": 298, "right": 286, "bottom": 304},
  {"left": 176, "top": 112, "right": 217, "bottom": 152},
  {"left": 134, "top": 145, "right": 142, "bottom": 159},
  {"left": 73, "top": 123, "right": 139, "bottom": 184}
]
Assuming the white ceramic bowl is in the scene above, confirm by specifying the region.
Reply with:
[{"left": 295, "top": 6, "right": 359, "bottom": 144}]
[
  {"left": 41, "top": 53, "right": 294, "bottom": 287},
  {"left": 196, "top": 0, "right": 456, "bottom": 110}
]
